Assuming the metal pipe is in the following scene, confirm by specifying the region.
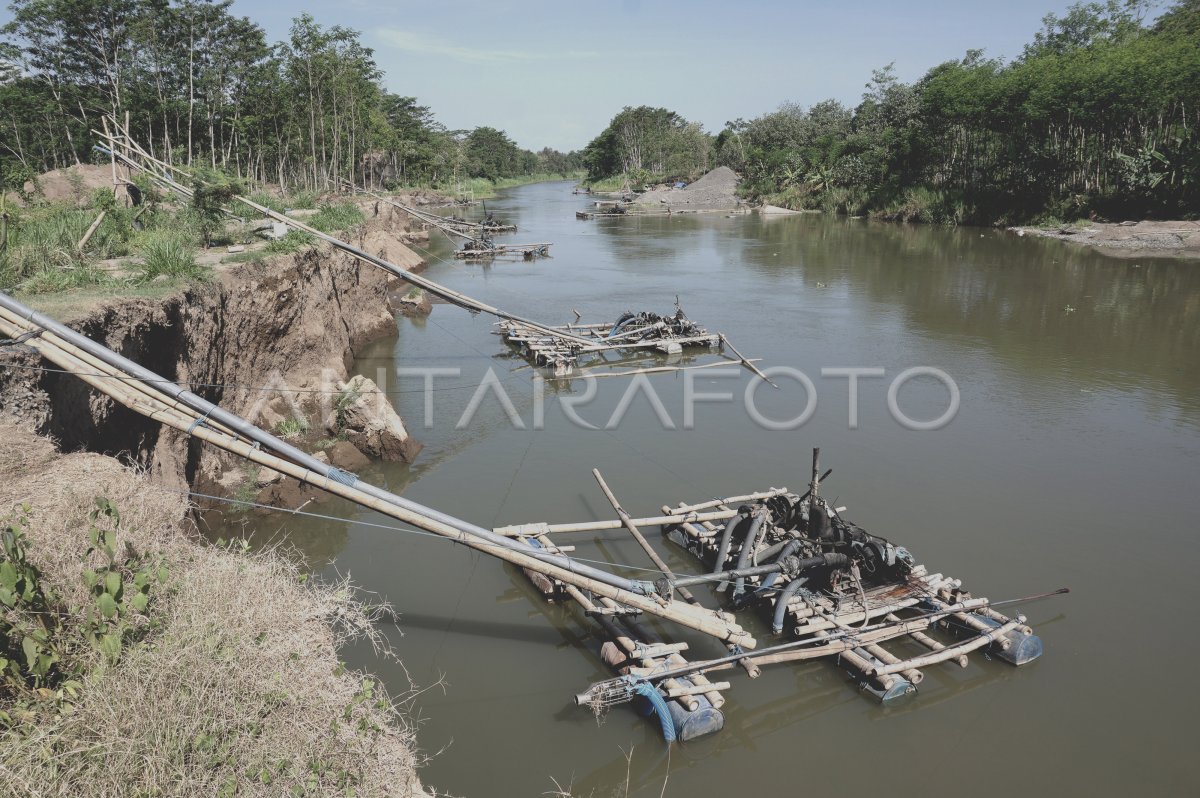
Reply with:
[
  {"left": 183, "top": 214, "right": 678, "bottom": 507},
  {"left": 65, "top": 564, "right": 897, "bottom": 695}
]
[
  {"left": 731, "top": 511, "right": 767, "bottom": 597},
  {"left": 0, "top": 291, "right": 650, "bottom": 595}
]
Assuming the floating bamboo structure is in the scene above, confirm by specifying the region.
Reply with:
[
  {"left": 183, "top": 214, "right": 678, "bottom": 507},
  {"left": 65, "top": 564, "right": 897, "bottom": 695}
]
[
  {"left": 496, "top": 307, "right": 722, "bottom": 376},
  {"left": 498, "top": 449, "right": 1057, "bottom": 740},
  {"left": 454, "top": 239, "right": 552, "bottom": 260},
  {"left": 1, "top": 290, "right": 1060, "bottom": 743},
  {"left": 93, "top": 121, "right": 769, "bottom": 383}
]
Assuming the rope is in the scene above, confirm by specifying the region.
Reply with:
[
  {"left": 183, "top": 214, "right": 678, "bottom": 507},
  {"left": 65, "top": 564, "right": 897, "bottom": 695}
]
[{"left": 0, "top": 329, "right": 42, "bottom": 348}]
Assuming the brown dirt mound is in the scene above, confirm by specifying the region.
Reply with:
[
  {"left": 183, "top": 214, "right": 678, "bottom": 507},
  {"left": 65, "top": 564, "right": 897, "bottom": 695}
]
[{"left": 22, "top": 164, "right": 123, "bottom": 206}]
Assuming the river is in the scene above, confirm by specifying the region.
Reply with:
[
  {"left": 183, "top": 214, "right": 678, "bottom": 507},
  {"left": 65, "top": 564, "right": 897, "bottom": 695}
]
[{"left": 222, "top": 181, "right": 1200, "bottom": 796}]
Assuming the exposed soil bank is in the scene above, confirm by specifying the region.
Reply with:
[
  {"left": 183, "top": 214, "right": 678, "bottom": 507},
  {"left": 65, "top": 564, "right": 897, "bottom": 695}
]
[
  {"left": 0, "top": 195, "right": 440, "bottom": 795},
  {"left": 1010, "top": 219, "right": 1200, "bottom": 257},
  {"left": 1, "top": 198, "right": 430, "bottom": 506},
  {"left": 0, "top": 422, "right": 430, "bottom": 797}
]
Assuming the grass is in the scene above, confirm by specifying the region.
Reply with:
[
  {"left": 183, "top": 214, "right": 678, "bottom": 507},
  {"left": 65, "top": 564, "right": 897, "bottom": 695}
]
[
  {"left": 244, "top": 190, "right": 318, "bottom": 213},
  {"left": 0, "top": 424, "right": 425, "bottom": 797},
  {"left": 309, "top": 201, "right": 365, "bottom": 233},
  {"left": 129, "top": 229, "right": 210, "bottom": 283},
  {"left": 582, "top": 173, "right": 632, "bottom": 193},
  {"left": 452, "top": 172, "right": 584, "bottom": 199},
  {"left": 274, "top": 415, "right": 311, "bottom": 439},
  {"left": 0, "top": 203, "right": 128, "bottom": 293}
]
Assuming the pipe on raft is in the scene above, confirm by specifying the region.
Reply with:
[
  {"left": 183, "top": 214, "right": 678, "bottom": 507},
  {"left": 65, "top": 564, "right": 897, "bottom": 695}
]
[
  {"left": 712, "top": 510, "right": 749, "bottom": 587},
  {"left": 771, "top": 553, "right": 852, "bottom": 634},
  {"left": 633, "top": 681, "right": 677, "bottom": 742},
  {"left": 732, "top": 511, "right": 768, "bottom": 597},
  {"left": 0, "top": 291, "right": 653, "bottom": 597}
]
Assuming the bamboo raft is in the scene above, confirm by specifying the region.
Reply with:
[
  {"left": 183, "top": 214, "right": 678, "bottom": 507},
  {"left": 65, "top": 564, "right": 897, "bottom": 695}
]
[
  {"left": 576, "top": 209, "right": 626, "bottom": 220},
  {"left": 455, "top": 239, "right": 552, "bottom": 260},
  {"left": 495, "top": 451, "right": 1052, "bottom": 740},
  {"left": 496, "top": 308, "right": 721, "bottom": 375},
  {"left": 442, "top": 215, "right": 518, "bottom": 235},
  {"left": 0, "top": 287, "right": 1059, "bottom": 744}
]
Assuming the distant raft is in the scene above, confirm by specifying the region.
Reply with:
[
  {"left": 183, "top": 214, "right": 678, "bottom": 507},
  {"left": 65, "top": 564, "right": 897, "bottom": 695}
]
[
  {"left": 455, "top": 238, "right": 552, "bottom": 260},
  {"left": 496, "top": 307, "right": 720, "bottom": 375}
]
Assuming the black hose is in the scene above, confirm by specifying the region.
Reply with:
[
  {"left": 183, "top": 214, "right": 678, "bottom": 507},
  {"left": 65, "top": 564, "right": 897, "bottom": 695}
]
[
  {"left": 732, "top": 512, "right": 768, "bottom": 598},
  {"left": 712, "top": 509, "right": 750, "bottom": 582},
  {"left": 771, "top": 553, "right": 851, "bottom": 633}
]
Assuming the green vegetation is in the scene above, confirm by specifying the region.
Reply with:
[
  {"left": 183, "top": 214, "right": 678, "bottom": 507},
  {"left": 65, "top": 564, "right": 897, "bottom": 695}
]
[
  {"left": 583, "top": 2, "right": 1200, "bottom": 224},
  {"left": 308, "top": 201, "right": 365, "bottom": 233},
  {"left": 130, "top": 230, "right": 208, "bottom": 283},
  {"left": 582, "top": 106, "right": 712, "bottom": 187},
  {"left": 274, "top": 416, "right": 311, "bottom": 439},
  {"left": 1, "top": 499, "right": 168, "bottom": 720},
  {"left": 1, "top": 7, "right": 581, "bottom": 195},
  {"left": 0, "top": 429, "right": 423, "bottom": 796}
]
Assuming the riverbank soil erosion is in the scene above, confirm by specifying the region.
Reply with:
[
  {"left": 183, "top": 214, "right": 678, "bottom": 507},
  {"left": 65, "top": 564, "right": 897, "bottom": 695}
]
[{"left": 0, "top": 198, "right": 430, "bottom": 507}]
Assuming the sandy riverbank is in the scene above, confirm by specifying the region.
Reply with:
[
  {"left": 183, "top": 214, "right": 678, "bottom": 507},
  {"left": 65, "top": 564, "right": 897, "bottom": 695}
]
[{"left": 1010, "top": 219, "right": 1200, "bottom": 257}]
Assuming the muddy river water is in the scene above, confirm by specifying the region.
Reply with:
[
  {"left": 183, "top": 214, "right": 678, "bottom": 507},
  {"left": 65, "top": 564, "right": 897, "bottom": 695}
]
[{"left": 224, "top": 182, "right": 1200, "bottom": 796}]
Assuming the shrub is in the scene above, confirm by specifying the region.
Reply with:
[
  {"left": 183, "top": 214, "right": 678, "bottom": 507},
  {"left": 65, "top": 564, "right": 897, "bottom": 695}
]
[{"left": 131, "top": 229, "right": 208, "bottom": 283}]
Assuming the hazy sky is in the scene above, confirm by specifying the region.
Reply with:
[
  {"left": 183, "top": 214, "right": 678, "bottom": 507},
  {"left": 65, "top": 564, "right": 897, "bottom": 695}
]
[{"left": 1, "top": 0, "right": 1101, "bottom": 151}]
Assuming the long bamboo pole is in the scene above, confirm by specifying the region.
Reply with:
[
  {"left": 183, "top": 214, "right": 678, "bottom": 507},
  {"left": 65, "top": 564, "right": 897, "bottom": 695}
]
[
  {"left": 0, "top": 309, "right": 754, "bottom": 648},
  {"left": 94, "top": 129, "right": 594, "bottom": 348},
  {"left": 0, "top": 291, "right": 633, "bottom": 594}
]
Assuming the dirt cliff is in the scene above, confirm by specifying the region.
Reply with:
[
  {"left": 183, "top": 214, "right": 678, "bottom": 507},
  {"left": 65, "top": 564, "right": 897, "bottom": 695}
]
[{"left": 0, "top": 199, "right": 428, "bottom": 502}]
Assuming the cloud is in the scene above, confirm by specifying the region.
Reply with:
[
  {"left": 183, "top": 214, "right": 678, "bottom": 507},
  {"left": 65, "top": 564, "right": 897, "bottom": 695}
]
[{"left": 376, "top": 29, "right": 597, "bottom": 64}]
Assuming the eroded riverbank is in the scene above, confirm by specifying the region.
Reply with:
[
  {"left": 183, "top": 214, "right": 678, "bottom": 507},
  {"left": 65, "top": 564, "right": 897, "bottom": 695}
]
[{"left": 0, "top": 197, "right": 439, "bottom": 795}]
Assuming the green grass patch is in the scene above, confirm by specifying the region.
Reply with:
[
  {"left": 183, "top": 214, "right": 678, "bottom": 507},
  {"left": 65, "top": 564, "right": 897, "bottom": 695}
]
[
  {"left": 274, "top": 416, "right": 310, "bottom": 439},
  {"left": 129, "top": 229, "right": 209, "bottom": 283},
  {"left": 582, "top": 173, "right": 631, "bottom": 192},
  {"left": 244, "top": 190, "right": 318, "bottom": 213},
  {"left": 308, "top": 201, "right": 365, "bottom": 233}
]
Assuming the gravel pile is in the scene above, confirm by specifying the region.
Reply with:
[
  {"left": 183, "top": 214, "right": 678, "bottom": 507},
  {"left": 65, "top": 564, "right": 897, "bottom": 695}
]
[{"left": 632, "top": 166, "right": 742, "bottom": 210}]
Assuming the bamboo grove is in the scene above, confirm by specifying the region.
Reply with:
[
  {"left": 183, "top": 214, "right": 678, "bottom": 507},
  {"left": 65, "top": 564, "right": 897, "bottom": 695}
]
[
  {"left": 0, "top": 1, "right": 581, "bottom": 194},
  {"left": 582, "top": 1, "right": 1199, "bottom": 223}
]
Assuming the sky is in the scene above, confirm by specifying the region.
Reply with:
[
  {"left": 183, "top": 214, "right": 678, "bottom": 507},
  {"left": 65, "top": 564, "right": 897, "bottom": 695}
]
[{"left": 0, "top": 0, "right": 1110, "bottom": 151}]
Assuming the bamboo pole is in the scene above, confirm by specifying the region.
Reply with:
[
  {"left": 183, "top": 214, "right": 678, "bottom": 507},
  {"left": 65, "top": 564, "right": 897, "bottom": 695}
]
[
  {"left": 549, "top": 358, "right": 751, "bottom": 381},
  {"left": 886, "top": 613, "right": 968, "bottom": 669},
  {"left": 592, "top": 469, "right": 692, "bottom": 604},
  {"left": 94, "top": 128, "right": 595, "bottom": 348},
  {"left": 0, "top": 312, "right": 755, "bottom": 649},
  {"left": 76, "top": 210, "right": 107, "bottom": 252},
  {"left": 719, "top": 334, "right": 776, "bottom": 388},
  {"left": 868, "top": 620, "right": 1023, "bottom": 677},
  {"left": 664, "top": 488, "right": 790, "bottom": 516}
]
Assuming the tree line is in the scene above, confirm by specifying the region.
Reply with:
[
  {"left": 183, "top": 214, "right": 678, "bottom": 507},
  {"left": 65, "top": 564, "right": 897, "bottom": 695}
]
[
  {"left": 0, "top": 1, "right": 582, "bottom": 194},
  {"left": 582, "top": 1, "right": 1199, "bottom": 223}
]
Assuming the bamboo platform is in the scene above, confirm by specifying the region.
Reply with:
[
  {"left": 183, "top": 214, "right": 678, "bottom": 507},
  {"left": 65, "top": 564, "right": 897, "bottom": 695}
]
[
  {"left": 496, "top": 309, "right": 721, "bottom": 375},
  {"left": 455, "top": 240, "right": 552, "bottom": 260},
  {"left": 441, "top": 215, "right": 518, "bottom": 234},
  {"left": 576, "top": 209, "right": 626, "bottom": 220},
  {"left": 496, "top": 450, "right": 1052, "bottom": 740}
]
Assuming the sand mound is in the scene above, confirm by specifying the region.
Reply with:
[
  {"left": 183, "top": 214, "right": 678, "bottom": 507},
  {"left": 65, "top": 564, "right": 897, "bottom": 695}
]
[
  {"left": 21, "top": 164, "right": 121, "bottom": 206},
  {"left": 632, "top": 166, "right": 742, "bottom": 210}
]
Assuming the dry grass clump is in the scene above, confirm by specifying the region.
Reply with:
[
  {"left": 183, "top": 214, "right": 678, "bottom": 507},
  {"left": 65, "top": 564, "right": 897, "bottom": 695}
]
[{"left": 0, "top": 424, "right": 428, "bottom": 797}]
